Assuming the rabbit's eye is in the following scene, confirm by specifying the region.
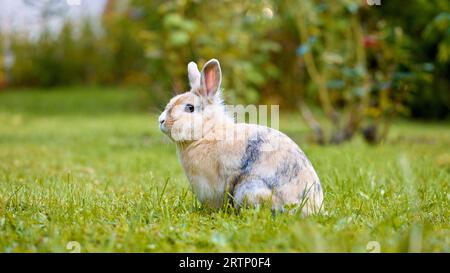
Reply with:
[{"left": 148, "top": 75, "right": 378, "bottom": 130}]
[{"left": 185, "top": 104, "right": 195, "bottom": 113}]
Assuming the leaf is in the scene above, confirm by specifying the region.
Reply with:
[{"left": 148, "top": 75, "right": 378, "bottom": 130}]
[
  {"left": 346, "top": 3, "right": 359, "bottom": 14},
  {"left": 296, "top": 44, "right": 310, "bottom": 56},
  {"left": 327, "top": 80, "right": 345, "bottom": 90},
  {"left": 352, "top": 86, "right": 367, "bottom": 97},
  {"left": 296, "top": 36, "right": 317, "bottom": 56},
  {"left": 169, "top": 31, "right": 190, "bottom": 47},
  {"left": 163, "top": 13, "right": 184, "bottom": 29}
]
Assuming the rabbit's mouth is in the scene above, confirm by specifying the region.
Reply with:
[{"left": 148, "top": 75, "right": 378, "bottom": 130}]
[
  {"left": 159, "top": 121, "right": 175, "bottom": 141},
  {"left": 159, "top": 125, "right": 175, "bottom": 142}
]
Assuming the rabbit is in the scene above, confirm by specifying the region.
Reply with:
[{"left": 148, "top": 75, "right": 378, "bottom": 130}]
[{"left": 158, "top": 59, "right": 323, "bottom": 215}]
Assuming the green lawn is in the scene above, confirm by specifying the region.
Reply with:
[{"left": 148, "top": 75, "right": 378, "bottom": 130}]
[{"left": 0, "top": 87, "right": 448, "bottom": 252}]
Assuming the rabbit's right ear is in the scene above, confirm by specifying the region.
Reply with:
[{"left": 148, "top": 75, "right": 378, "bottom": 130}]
[
  {"left": 199, "top": 59, "right": 221, "bottom": 98},
  {"left": 188, "top": 62, "right": 201, "bottom": 89}
]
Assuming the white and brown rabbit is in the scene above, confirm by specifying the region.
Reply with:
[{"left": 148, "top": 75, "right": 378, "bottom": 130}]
[{"left": 159, "top": 59, "right": 323, "bottom": 215}]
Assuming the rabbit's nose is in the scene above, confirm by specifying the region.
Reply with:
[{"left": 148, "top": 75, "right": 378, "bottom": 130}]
[{"left": 159, "top": 111, "right": 167, "bottom": 129}]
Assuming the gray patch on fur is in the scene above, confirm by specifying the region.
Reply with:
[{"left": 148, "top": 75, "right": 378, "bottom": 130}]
[
  {"left": 262, "top": 159, "right": 301, "bottom": 189},
  {"left": 240, "top": 133, "right": 264, "bottom": 175},
  {"left": 230, "top": 132, "right": 266, "bottom": 196}
]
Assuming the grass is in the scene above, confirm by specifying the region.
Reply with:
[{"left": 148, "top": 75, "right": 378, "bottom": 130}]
[{"left": 0, "top": 87, "right": 448, "bottom": 253}]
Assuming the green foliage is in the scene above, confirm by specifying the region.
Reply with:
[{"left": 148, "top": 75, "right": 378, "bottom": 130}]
[
  {"left": 0, "top": 88, "right": 448, "bottom": 252},
  {"left": 373, "top": 0, "right": 450, "bottom": 119},
  {"left": 8, "top": 16, "right": 147, "bottom": 87},
  {"left": 133, "top": 0, "right": 280, "bottom": 104},
  {"left": 3, "top": 0, "right": 449, "bottom": 119}
]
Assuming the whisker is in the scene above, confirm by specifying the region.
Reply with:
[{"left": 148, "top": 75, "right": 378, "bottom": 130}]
[
  {"left": 149, "top": 106, "right": 164, "bottom": 115},
  {"left": 169, "top": 80, "right": 180, "bottom": 96}
]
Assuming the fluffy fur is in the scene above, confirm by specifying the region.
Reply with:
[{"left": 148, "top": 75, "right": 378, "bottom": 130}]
[{"left": 159, "top": 59, "right": 323, "bottom": 215}]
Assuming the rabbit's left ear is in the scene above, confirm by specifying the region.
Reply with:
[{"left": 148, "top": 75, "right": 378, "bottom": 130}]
[
  {"left": 188, "top": 62, "right": 201, "bottom": 89},
  {"left": 200, "top": 59, "right": 222, "bottom": 97}
]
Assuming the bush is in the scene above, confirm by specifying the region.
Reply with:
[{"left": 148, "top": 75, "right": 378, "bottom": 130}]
[{"left": 3, "top": 0, "right": 449, "bottom": 120}]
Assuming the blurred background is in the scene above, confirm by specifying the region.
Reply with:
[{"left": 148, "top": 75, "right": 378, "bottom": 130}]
[
  {"left": 0, "top": 0, "right": 449, "bottom": 144},
  {"left": 1, "top": 1, "right": 449, "bottom": 253}
]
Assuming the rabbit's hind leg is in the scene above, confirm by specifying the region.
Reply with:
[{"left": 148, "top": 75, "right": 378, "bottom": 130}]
[{"left": 233, "top": 179, "right": 276, "bottom": 209}]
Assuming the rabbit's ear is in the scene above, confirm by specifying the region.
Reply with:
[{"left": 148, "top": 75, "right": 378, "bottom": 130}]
[
  {"left": 200, "top": 59, "right": 222, "bottom": 97},
  {"left": 188, "top": 62, "right": 201, "bottom": 89}
]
